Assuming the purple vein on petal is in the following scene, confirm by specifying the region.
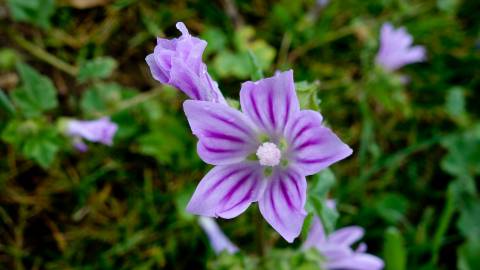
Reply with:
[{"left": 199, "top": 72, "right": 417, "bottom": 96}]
[
  {"left": 296, "top": 156, "right": 332, "bottom": 164},
  {"left": 249, "top": 89, "right": 265, "bottom": 129},
  {"left": 270, "top": 181, "right": 283, "bottom": 227},
  {"left": 206, "top": 167, "right": 244, "bottom": 194},
  {"left": 221, "top": 174, "right": 257, "bottom": 213},
  {"left": 279, "top": 180, "right": 294, "bottom": 210},
  {"left": 286, "top": 172, "right": 302, "bottom": 201},
  {"left": 204, "top": 131, "right": 244, "bottom": 143},
  {"left": 283, "top": 91, "right": 291, "bottom": 128},
  {"left": 267, "top": 90, "right": 276, "bottom": 129},
  {"left": 294, "top": 138, "right": 323, "bottom": 151},
  {"left": 209, "top": 112, "right": 252, "bottom": 136}
]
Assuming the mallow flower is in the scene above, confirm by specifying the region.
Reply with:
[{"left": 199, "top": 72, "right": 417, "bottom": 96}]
[
  {"left": 145, "top": 22, "right": 226, "bottom": 104},
  {"left": 198, "top": 217, "right": 239, "bottom": 254},
  {"left": 303, "top": 217, "right": 384, "bottom": 270},
  {"left": 67, "top": 117, "right": 118, "bottom": 152},
  {"left": 184, "top": 70, "right": 352, "bottom": 242},
  {"left": 375, "top": 22, "right": 426, "bottom": 72}
]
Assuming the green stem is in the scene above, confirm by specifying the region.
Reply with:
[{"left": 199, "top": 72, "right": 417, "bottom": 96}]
[
  {"left": 255, "top": 207, "right": 265, "bottom": 260},
  {"left": 430, "top": 184, "right": 456, "bottom": 264},
  {"left": 8, "top": 30, "right": 78, "bottom": 76},
  {"left": 106, "top": 87, "right": 163, "bottom": 116}
]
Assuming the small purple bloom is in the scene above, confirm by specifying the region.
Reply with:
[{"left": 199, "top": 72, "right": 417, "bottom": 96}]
[
  {"left": 316, "top": 0, "right": 329, "bottom": 7},
  {"left": 146, "top": 22, "right": 226, "bottom": 104},
  {"left": 184, "top": 70, "right": 352, "bottom": 242},
  {"left": 375, "top": 23, "right": 426, "bottom": 71},
  {"left": 67, "top": 117, "right": 118, "bottom": 149},
  {"left": 73, "top": 139, "right": 89, "bottom": 152},
  {"left": 198, "top": 217, "right": 239, "bottom": 254},
  {"left": 303, "top": 217, "right": 384, "bottom": 270}
]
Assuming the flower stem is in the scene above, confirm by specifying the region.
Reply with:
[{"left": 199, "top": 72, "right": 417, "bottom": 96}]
[
  {"left": 107, "top": 87, "right": 163, "bottom": 115},
  {"left": 255, "top": 207, "right": 266, "bottom": 259},
  {"left": 8, "top": 30, "right": 78, "bottom": 76}
]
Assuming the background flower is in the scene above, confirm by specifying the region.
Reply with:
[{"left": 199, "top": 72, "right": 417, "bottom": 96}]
[
  {"left": 375, "top": 22, "right": 426, "bottom": 71},
  {"left": 198, "top": 217, "right": 239, "bottom": 255},
  {"left": 303, "top": 217, "right": 384, "bottom": 270},
  {"left": 67, "top": 117, "right": 118, "bottom": 149},
  {"left": 146, "top": 22, "right": 226, "bottom": 104}
]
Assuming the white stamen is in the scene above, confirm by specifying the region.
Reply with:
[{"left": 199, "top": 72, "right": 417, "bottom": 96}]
[{"left": 256, "top": 142, "right": 281, "bottom": 167}]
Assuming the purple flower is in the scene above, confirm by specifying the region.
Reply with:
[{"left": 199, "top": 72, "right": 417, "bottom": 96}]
[
  {"left": 316, "top": 0, "right": 329, "bottom": 7},
  {"left": 303, "top": 217, "right": 384, "bottom": 270},
  {"left": 183, "top": 70, "right": 352, "bottom": 242},
  {"left": 67, "top": 117, "right": 118, "bottom": 150},
  {"left": 198, "top": 217, "right": 239, "bottom": 254},
  {"left": 146, "top": 22, "right": 226, "bottom": 104},
  {"left": 375, "top": 23, "right": 426, "bottom": 71}
]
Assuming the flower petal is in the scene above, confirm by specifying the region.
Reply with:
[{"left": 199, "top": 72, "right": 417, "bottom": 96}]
[
  {"left": 286, "top": 110, "right": 352, "bottom": 176},
  {"left": 198, "top": 217, "right": 239, "bottom": 254},
  {"left": 146, "top": 22, "right": 226, "bottom": 104},
  {"left": 328, "top": 226, "right": 365, "bottom": 246},
  {"left": 187, "top": 163, "right": 265, "bottom": 219},
  {"left": 240, "top": 70, "right": 299, "bottom": 137},
  {"left": 259, "top": 169, "right": 307, "bottom": 243},
  {"left": 184, "top": 100, "right": 259, "bottom": 165},
  {"left": 326, "top": 253, "right": 384, "bottom": 270},
  {"left": 67, "top": 117, "right": 118, "bottom": 146},
  {"left": 376, "top": 22, "right": 426, "bottom": 71},
  {"left": 303, "top": 217, "right": 326, "bottom": 250}
]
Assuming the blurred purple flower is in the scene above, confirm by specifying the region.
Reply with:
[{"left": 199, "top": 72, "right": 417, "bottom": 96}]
[
  {"left": 316, "top": 0, "right": 329, "bottom": 7},
  {"left": 67, "top": 117, "right": 118, "bottom": 150},
  {"left": 184, "top": 70, "right": 352, "bottom": 242},
  {"left": 145, "top": 22, "right": 226, "bottom": 104},
  {"left": 303, "top": 217, "right": 384, "bottom": 270},
  {"left": 375, "top": 23, "right": 426, "bottom": 71},
  {"left": 198, "top": 217, "right": 239, "bottom": 254},
  {"left": 73, "top": 139, "right": 89, "bottom": 152}
]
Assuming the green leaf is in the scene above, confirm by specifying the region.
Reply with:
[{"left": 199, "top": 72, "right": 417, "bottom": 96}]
[
  {"left": 201, "top": 28, "right": 227, "bottom": 55},
  {"left": 458, "top": 240, "right": 480, "bottom": 270},
  {"left": 457, "top": 199, "right": 480, "bottom": 241},
  {"left": 247, "top": 50, "right": 264, "bottom": 81},
  {"left": 0, "top": 89, "right": 16, "bottom": 115},
  {"left": 445, "top": 87, "right": 466, "bottom": 119},
  {"left": 80, "top": 82, "right": 136, "bottom": 116},
  {"left": 22, "top": 129, "right": 60, "bottom": 168},
  {"left": 213, "top": 51, "right": 250, "bottom": 79},
  {"left": 11, "top": 62, "right": 58, "bottom": 117},
  {"left": 295, "top": 81, "right": 321, "bottom": 110},
  {"left": 0, "top": 48, "right": 20, "bottom": 71},
  {"left": 77, "top": 57, "right": 117, "bottom": 82},
  {"left": 375, "top": 193, "right": 409, "bottom": 224},
  {"left": 307, "top": 169, "right": 338, "bottom": 234},
  {"left": 441, "top": 129, "right": 480, "bottom": 177},
  {"left": 7, "top": 0, "right": 55, "bottom": 29},
  {"left": 384, "top": 227, "right": 407, "bottom": 270}
]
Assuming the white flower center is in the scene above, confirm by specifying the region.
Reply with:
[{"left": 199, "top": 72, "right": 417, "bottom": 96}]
[{"left": 256, "top": 142, "right": 281, "bottom": 167}]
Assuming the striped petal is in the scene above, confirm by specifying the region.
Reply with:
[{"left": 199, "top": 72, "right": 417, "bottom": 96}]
[
  {"left": 286, "top": 110, "right": 352, "bottom": 176},
  {"left": 326, "top": 253, "right": 384, "bottom": 270},
  {"left": 240, "top": 70, "right": 299, "bottom": 138},
  {"left": 184, "top": 100, "right": 259, "bottom": 165},
  {"left": 328, "top": 226, "right": 365, "bottom": 247},
  {"left": 187, "top": 163, "right": 266, "bottom": 219},
  {"left": 303, "top": 217, "right": 326, "bottom": 250},
  {"left": 259, "top": 169, "right": 307, "bottom": 243}
]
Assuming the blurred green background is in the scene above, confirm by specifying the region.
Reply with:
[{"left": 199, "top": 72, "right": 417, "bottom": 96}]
[{"left": 0, "top": 0, "right": 479, "bottom": 269}]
